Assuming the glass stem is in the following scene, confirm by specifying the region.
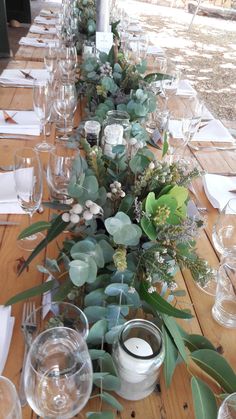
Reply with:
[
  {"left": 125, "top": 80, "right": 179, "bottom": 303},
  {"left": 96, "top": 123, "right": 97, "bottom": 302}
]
[{"left": 43, "top": 122, "right": 47, "bottom": 144}]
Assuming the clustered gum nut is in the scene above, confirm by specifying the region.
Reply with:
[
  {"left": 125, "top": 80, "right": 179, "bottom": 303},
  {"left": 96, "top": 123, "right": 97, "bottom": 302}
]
[
  {"left": 62, "top": 200, "right": 103, "bottom": 224},
  {"left": 107, "top": 181, "right": 126, "bottom": 200}
]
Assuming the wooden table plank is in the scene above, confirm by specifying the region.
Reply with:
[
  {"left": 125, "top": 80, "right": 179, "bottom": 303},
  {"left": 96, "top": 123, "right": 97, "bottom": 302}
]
[{"left": 1, "top": 58, "right": 236, "bottom": 419}]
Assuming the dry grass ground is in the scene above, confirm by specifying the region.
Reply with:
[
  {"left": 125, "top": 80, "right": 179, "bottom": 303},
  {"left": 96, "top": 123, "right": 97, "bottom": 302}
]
[{"left": 121, "top": 0, "right": 236, "bottom": 126}]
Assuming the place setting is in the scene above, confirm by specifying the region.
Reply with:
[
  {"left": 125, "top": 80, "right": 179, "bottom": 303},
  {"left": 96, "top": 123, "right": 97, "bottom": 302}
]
[{"left": 0, "top": 68, "right": 49, "bottom": 88}]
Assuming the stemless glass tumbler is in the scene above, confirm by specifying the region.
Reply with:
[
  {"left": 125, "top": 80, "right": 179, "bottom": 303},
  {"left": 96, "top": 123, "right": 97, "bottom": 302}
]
[
  {"left": 212, "top": 198, "right": 236, "bottom": 258},
  {"left": 24, "top": 327, "right": 93, "bottom": 419},
  {"left": 217, "top": 393, "right": 236, "bottom": 418},
  {"left": 212, "top": 258, "right": 236, "bottom": 328}
]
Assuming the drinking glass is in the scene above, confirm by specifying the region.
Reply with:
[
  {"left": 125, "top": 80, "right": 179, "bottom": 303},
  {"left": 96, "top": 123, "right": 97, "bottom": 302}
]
[
  {"left": 54, "top": 81, "right": 77, "bottom": 141},
  {"left": 212, "top": 199, "right": 236, "bottom": 258},
  {"left": 44, "top": 45, "right": 58, "bottom": 80},
  {"left": 22, "top": 302, "right": 89, "bottom": 345},
  {"left": 33, "top": 81, "right": 54, "bottom": 152},
  {"left": 212, "top": 258, "right": 236, "bottom": 328},
  {"left": 14, "top": 147, "right": 43, "bottom": 251},
  {"left": 217, "top": 393, "right": 236, "bottom": 418},
  {"left": 24, "top": 327, "right": 93, "bottom": 418},
  {"left": 46, "top": 144, "right": 79, "bottom": 202},
  {"left": 0, "top": 376, "right": 22, "bottom": 419},
  {"left": 161, "top": 66, "right": 181, "bottom": 111},
  {"left": 59, "top": 45, "right": 77, "bottom": 80},
  {"left": 167, "top": 117, "right": 191, "bottom": 162}
]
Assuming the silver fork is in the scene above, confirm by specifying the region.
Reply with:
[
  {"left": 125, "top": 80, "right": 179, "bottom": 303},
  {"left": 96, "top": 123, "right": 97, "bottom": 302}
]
[{"left": 19, "top": 301, "right": 37, "bottom": 407}]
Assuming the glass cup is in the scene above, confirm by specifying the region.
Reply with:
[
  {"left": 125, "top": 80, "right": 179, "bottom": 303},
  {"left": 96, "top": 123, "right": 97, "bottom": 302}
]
[
  {"left": 0, "top": 376, "right": 22, "bottom": 419},
  {"left": 22, "top": 301, "right": 89, "bottom": 345},
  {"left": 212, "top": 199, "right": 236, "bottom": 258},
  {"left": 46, "top": 144, "right": 79, "bottom": 202},
  {"left": 212, "top": 258, "right": 236, "bottom": 328},
  {"left": 217, "top": 393, "right": 236, "bottom": 418},
  {"left": 24, "top": 327, "right": 93, "bottom": 418}
]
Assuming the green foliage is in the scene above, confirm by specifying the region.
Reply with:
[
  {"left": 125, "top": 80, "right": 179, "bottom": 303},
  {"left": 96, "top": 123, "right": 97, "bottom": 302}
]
[{"left": 191, "top": 377, "right": 218, "bottom": 419}]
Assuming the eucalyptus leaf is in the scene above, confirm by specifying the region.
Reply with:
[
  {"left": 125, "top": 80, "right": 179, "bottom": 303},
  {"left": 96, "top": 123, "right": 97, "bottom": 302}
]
[
  {"left": 105, "top": 283, "right": 129, "bottom": 296},
  {"left": 5, "top": 280, "right": 55, "bottom": 306},
  {"left": 87, "top": 412, "right": 115, "bottom": 419},
  {"left": 191, "top": 377, "right": 218, "bottom": 419},
  {"left": 101, "top": 392, "right": 123, "bottom": 411},
  {"left": 93, "top": 374, "right": 120, "bottom": 391},
  {"left": 88, "top": 349, "right": 106, "bottom": 360},
  {"left": 84, "top": 289, "right": 106, "bottom": 307},
  {"left": 162, "top": 325, "right": 179, "bottom": 387},
  {"left": 191, "top": 349, "right": 236, "bottom": 393},
  {"left": 99, "top": 353, "right": 118, "bottom": 376},
  {"left": 163, "top": 315, "right": 188, "bottom": 363},
  {"left": 87, "top": 319, "right": 108, "bottom": 344},
  {"left": 84, "top": 306, "right": 107, "bottom": 323}
]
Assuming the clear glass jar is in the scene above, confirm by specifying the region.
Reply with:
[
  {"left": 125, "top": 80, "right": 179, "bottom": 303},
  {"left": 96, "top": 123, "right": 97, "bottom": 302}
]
[
  {"left": 112, "top": 319, "right": 165, "bottom": 400},
  {"left": 102, "top": 110, "right": 131, "bottom": 158},
  {"left": 84, "top": 120, "right": 101, "bottom": 147}
]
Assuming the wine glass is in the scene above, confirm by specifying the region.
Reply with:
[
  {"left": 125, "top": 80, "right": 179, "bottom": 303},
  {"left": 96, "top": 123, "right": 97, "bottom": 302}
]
[
  {"left": 167, "top": 117, "right": 191, "bottom": 162},
  {"left": 33, "top": 81, "right": 55, "bottom": 152},
  {"left": 59, "top": 45, "right": 77, "bottom": 80},
  {"left": 14, "top": 147, "right": 43, "bottom": 251},
  {"left": 161, "top": 65, "right": 181, "bottom": 111},
  {"left": 46, "top": 144, "right": 79, "bottom": 202},
  {"left": 22, "top": 302, "right": 89, "bottom": 345},
  {"left": 0, "top": 376, "right": 22, "bottom": 419},
  {"left": 24, "top": 327, "right": 93, "bottom": 419},
  {"left": 44, "top": 45, "right": 58, "bottom": 81},
  {"left": 212, "top": 198, "right": 236, "bottom": 257},
  {"left": 54, "top": 81, "right": 77, "bottom": 141}
]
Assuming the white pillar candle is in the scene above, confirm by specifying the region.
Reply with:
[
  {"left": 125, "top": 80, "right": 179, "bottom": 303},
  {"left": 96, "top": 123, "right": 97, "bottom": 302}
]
[
  {"left": 96, "top": 0, "right": 110, "bottom": 32},
  {"left": 118, "top": 337, "right": 154, "bottom": 384},
  {"left": 104, "top": 124, "right": 124, "bottom": 158}
]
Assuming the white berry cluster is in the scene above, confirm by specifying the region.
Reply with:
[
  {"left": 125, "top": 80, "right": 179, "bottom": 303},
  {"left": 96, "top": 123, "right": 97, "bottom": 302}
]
[
  {"left": 100, "top": 62, "right": 113, "bottom": 77},
  {"left": 107, "top": 181, "right": 126, "bottom": 201},
  {"left": 62, "top": 200, "right": 103, "bottom": 224}
]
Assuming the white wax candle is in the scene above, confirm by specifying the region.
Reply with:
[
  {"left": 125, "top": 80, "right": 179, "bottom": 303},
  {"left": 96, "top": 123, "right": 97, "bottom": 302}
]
[{"left": 118, "top": 337, "right": 154, "bottom": 383}]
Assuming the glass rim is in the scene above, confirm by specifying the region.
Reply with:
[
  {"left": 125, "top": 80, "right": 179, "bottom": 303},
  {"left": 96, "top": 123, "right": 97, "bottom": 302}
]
[
  {"left": 106, "top": 110, "right": 130, "bottom": 120},
  {"left": 23, "top": 301, "right": 89, "bottom": 339},
  {"left": 119, "top": 319, "right": 164, "bottom": 360},
  {"left": 225, "top": 198, "right": 236, "bottom": 214},
  {"left": 218, "top": 392, "right": 236, "bottom": 416},
  {"left": 0, "top": 376, "right": 19, "bottom": 416}
]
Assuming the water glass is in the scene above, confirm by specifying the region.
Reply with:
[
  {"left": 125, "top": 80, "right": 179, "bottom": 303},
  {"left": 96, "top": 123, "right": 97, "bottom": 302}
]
[
  {"left": 212, "top": 199, "right": 236, "bottom": 258},
  {"left": 54, "top": 81, "right": 77, "bottom": 141},
  {"left": 44, "top": 45, "right": 58, "bottom": 79},
  {"left": 0, "top": 376, "right": 22, "bottom": 419},
  {"left": 47, "top": 144, "right": 79, "bottom": 202},
  {"left": 59, "top": 45, "right": 77, "bottom": 80},
  {"left": 217, "top": 393, "right": 236, "bottom": 418},
  {"left": 24, "top": 327, "right": 93, "bottom": 418},
  {"left": 212, "top": 258, "right": 236, "bottom": 328}
]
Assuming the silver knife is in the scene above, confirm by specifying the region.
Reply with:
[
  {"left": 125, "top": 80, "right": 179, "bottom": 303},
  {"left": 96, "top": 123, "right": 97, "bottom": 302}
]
[{"left": 0, "top": 221, "right": 20, "bottom": 226}]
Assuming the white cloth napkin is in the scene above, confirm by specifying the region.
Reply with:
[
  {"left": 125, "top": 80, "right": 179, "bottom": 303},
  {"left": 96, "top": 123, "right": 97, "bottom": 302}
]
[
  {"left": 177, "top": 80, "right": 196, "bottom": 97},
  {"left": 0, "top": 111, "right": 40, "bottom": 136},
  {"left": 0, "top": 69, "right": 49, "bottom": 87},
  {"left": 29, "top": 24, "right": 56, "bottom": 35},
  {"left": 192, "top": 119, "right": 234, "bottom": 142},
  {"left": 0, "top": 306, "right": 15, "bottom": 374},
  {"left": 203, "top": 174, "right": 236, "bottom": 212},
  {"left": 34, "top": 16, "right": 57, "bottom": 26},
  {"left": 40, "top": 9, "right": 57, "bottom": 17},
  {"left": 0, "top": 171, "right": 25, "bottom": 214},
  {"left": 19, "top": 37, "right": 57, "bottom": 48}
]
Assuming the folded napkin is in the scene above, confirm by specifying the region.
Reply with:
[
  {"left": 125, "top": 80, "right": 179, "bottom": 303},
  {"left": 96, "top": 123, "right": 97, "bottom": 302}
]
[
  {"left": 40, "top": 9, "right": 57, "bottom": 17},
  {"left": 0, "top": 110, "right": 40, "bottom": 136},
  {"left": 147, "top": 45, "right": 165, "bottom": 56},
  {"left": 34, "top": 16, "right": 57, "bottom": 26},
  {"left": 19, "top": 37, "right": 57, "bottom": 48},
  {"left": 0, "top": 306, "right": 15, "bottom": 374},
  {"left": 29, "top": 24, "right": 56, "bottom": 35},
  {"left": 203, "top": 174, "right": 236, "bottom": 212},
  {"left": 0, "top": 171, "right": 25, "bottom": 214},
  {"left": 192, "top": 119, "right": 234, "bottom": 142},
  {"left": 0, "top": 69, "right": 49, "bottom": 87},
  {"left": 177, "top": 80, "right": 197, "bottom": 97}
]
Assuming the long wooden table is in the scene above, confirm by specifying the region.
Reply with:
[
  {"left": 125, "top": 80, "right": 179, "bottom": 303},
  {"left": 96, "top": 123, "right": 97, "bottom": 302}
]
[{"left": 1, "top": 11, "right": 236, "bottom": 418}]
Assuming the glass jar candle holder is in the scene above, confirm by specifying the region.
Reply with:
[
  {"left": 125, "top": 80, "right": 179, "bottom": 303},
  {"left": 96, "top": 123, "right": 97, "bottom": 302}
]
[{"left": 112, "top": 319, "right": 165, "bottom": 401}]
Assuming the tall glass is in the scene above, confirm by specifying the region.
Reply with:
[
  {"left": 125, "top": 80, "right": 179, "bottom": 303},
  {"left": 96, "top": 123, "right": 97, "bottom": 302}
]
[
  {"left": 46, "top": 144, "right": 79, "bottom": 202},
  {"left": 0, "top": 376, "right": 22, "bottom": 419},
  {"left": 14, "top": 147, "right": 43, "bottom": 251},
  {"left": 24, "top": 327, "right": 93, "bottom": 418},
  {"left": 33, "top": 81, "right": 54, "bottom": 152},
  {"left": 59, "top": 45, "right": 77, "bottom": 80},
  {"left": 44, "top": 45, "right": 58, "bottom": 80},
  {"left": 212, "top": 199, "right": 236, "bottom": 257},
  {"left": 54, "top": 81, "right": 77, "bottom": 141}
]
